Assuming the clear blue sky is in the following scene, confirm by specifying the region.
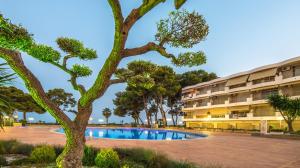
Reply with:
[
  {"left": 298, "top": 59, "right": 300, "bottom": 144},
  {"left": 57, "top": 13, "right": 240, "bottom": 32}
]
[{"left": 1, "top": 0, "right": 300, "bottom": 123}]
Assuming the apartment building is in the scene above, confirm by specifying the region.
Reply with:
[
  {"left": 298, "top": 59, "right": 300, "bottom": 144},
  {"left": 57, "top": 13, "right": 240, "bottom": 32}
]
[{"left": 182, "top": 56, "right": 300, "bottom": 131}]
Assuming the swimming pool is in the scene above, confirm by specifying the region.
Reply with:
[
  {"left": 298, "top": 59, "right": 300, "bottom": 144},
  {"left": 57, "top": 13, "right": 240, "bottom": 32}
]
[{"left": 55, "top": 128, "right": 207, "bottom": 140}]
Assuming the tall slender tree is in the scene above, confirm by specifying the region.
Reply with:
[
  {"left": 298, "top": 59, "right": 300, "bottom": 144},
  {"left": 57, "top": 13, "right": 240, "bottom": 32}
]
[
  {"left": 0, "top": 1, "right": 209, "bottom": 167},
  {"left": 102, "top": 108, "right": 112, "bottom": 124}
]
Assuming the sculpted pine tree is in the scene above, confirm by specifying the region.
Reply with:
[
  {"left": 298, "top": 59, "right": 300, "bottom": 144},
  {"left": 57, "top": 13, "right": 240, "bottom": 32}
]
[{"left": 0, "top": 0, "right": 209, "bottom": 167}]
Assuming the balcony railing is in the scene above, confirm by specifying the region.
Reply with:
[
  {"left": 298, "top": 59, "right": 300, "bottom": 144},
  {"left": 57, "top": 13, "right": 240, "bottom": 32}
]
[
  {"left": 230, "top": 97, "right": 248, "bottom": 103},
  {"left": 196, "top": 102, "right": 208, "bottom": 107}
]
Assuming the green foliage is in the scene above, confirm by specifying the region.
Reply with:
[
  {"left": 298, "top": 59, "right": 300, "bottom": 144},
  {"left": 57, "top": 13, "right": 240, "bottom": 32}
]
[
  {"left": 127, "top": 60, "right": 156, "bottom": 74},
  {"left": 30, "top": 145, "right": 56, "bottom": 164},
  {"left": 116, "top": 148, "right": 155, "bottom": 166},
  {"left": 102, "top": 108, "right": 112, "bottom": 124},
  {"left": 27, "top": 44, "right": 61, "bottom": 62},
  {"left": 71, "top": 64, "right": 92, "bottom": 77},
  {"left": 46, "top": 88, "right": 77, "bottom": 114},
  {"left": 56, "top": 37, "right": 84, "bottom": 55},
  {"left": 113, "top": 91, "right": 144, "bottom": 124},
  {"left": 0, "top": 14, "right": 33, "bottom": 51},
  {"left": 268, "top": 94, "right": 300, "bottom": 117},
  {"left": 79, "top": 48, "right": 97, "bottom": 60},
  {"left": 95, "top": 148, "right": 120, "bottom": 168},
  {"left": 56, "top": 37, "right": 97, "bottom": 60},
  {"left": 268, "top": 94, "right": 300, "bottom": 132},
  {"left": 0, "top": 155, "right": 7, "bottom": 166},
  {"left": 0, "top": 140, "right": 34, "bottom": 155},
  {"left": 0, "top": 63, "right": 15, "bottom": 86},
  {"left": 9, "top": 157, "right": 34, "bottom": 166},
  {"left": 178, "top": 70, "right": 218, "bottom": 88},
  {"left": 0, "top": 86, "right": 45, "bottom": 123},
  {"left": 0, "top": 140, "right": 20, "bottom": 154},
  {"left": 128, "top": 75, "right": 155, "bottom": 90},
  {"left": 156, "top": 10, "right": 209, "bottom": 48},
  {"left": 173, "top": 51, "right": 206, "bottom": 67},
  {"left": 121, "top": 160, "right": 145, "bottom": 168},
  {"left": 82, "top": 146, "right": 97, "bottom": 166}
]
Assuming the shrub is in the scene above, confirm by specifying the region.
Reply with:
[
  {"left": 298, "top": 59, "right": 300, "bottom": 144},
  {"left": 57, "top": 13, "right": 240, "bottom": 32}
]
[
  {"left": 147, "top": 154, "right": 171, "bottom": 168},
  {"left": 171, "top": 161, "right": 197, "bottom": 168},
  {"left": 10, "top": 158, "right": 34, "bottom": 166},
  {"left": 11, "top": 143, "right": 34, "bottom": 155},
  {"left": 82, "top": 146, "right": 97, "bottom": 166},
  {"left": 116, "top": 148, "right": 155, "bottom": 166},
  {"left": 53, "top": 145, "right": 64, "bottom": 156},
  {"left": 121, "top": 160, "right": 145, "bottom": 168},
  {"left": 0, "top": 155, "right": 7, "bottom": 166},
  {"left": 0, "top": 140, "right": 20, "bottom": 154},
  {"left": 0, "top": 140, "right": 34, "bottom": 155},
  {"left": 30, "top": 145, "right": 56, "bottom": 164},
  {"left": 95, "top": 148, "right": 120, "bottom": 168}
]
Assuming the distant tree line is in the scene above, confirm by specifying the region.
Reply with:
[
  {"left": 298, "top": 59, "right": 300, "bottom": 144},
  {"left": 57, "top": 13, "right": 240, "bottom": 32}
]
[{"left": 113, "top": 60, "right": 217, "bottom": 127}]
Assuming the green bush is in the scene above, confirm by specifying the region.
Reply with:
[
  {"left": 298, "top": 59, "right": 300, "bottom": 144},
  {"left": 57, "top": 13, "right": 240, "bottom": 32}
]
[
  {"left": 147, "top": 154, "right": 171, "bottom": 168},
  {"left": 116, "top": 148, "right": 155, "bottom": 166},
  {"left": 121, "top": 160, "right": 145, "bottom": 168},
  {"left": 11, "top": 143, "right": 34, "bottom": 155},
  {"left": 95, "top": 148, "right": 120, "bottom": 168},
  {"left": 0, "top": 140, "right": 20, "bottom": 154},
  {"left": 30, "top": 145, "right": 56, "bottom": 164},
  {"left": 82, "top": 146, "right": 97, "bottom": 166},
  {"left": 171, "top": 161, "right": 197, "bottom": 168},
  {"left": 10, "top": 158, "right": 34, "bottom": 166},
  {"left": 53, "top": 145, "right": 64, "bottom": 156},
  {"left": 0, "top": 155, "right": 7, "bottom": 166}
]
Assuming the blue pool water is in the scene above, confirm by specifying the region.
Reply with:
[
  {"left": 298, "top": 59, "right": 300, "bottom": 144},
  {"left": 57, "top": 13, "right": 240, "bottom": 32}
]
[{"left": 55, "top": 128, "right": 207, "bottom": 140}]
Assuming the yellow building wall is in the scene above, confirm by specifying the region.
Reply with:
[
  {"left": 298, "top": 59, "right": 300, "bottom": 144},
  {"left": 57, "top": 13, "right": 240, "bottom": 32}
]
[{"left": 186, "top": 120, "right": 300, "bottom": 131}]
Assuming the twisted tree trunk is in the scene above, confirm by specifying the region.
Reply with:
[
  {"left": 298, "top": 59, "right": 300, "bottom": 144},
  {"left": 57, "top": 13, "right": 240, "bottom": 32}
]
[{"left": 57, "top": 105, "right": 92, "bottom": 168}]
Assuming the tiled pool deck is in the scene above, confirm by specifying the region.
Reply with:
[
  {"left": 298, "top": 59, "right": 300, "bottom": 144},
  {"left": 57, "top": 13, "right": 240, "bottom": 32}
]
[{"left": 1, "top": 126, "right": 299, "bottom": 168}]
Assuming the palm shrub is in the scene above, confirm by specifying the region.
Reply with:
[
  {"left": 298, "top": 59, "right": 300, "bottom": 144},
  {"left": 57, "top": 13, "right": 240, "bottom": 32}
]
[
  {"left": 30, "top": 145, "right": 56, "bottom": 164},
  {"left": 0, "top": 63, "right": 14, "bottom": 129},
  {"left": 95, "top": 148, "right": 120, "bottom": 168}
]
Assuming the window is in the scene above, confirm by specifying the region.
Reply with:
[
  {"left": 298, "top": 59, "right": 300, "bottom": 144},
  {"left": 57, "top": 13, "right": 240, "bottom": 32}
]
[
  {"left": 252, "top": 76, "right": 275, "bottom": 85},
  {"left": 229, "top": 83, "right": 246, "bottom": 89},
  {"left": 196, "top": 87, "right": 209, "bottom": 95},
  {"left": 229, "top": 111, "right": 248, "bottom": 118},
  {"left": 196, "top": 99, "right": 209, "bottom": 107},
  {"left": 211, "top": 83, "right": 225, "bottom": 92},
  {"left": 211, "top": 114, "right": 225, "bottom": 118},
  {"left": 294, "top": 66, "right": 300, "bottom": 77}
]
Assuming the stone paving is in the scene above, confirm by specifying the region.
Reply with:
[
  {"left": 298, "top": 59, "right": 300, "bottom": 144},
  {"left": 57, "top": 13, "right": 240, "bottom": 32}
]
[{"left": 1, "top": 126, "right": 300, "bottom": 168}]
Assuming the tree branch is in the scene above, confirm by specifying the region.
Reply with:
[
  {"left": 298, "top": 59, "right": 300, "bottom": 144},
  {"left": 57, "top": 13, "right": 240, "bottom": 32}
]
[
  {"left": 123, "top": 0, "right": 165, "bottom": 32},
  {"left": 108, "top": 0, "right": 124, "bottom": 27},
  {"left": 0, "top": 47, "right": 74, "bottom": 127},
  {"left": 50, "top": 61, "right": 86, "bottom": 95},
  {"left": 123, "top": 42, "right": 175, "bottom": 60},
  {"left": 62, "top": 55, "right": 76, "bottom": 68},
  {"left": 109, "top": 78, "right": 126, "bottom": 85}
]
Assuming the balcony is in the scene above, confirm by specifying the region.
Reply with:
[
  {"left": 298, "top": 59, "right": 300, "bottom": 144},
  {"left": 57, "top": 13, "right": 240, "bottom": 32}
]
[
  {"left": 252, "top": 89, "right": 278, "bottom": 101},
  {"left": 196, "top": 101, "right": 208, "bottom": 107}
]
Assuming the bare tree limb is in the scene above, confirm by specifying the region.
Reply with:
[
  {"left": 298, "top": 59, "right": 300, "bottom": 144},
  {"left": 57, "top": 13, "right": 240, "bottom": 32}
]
[{"left": 0, "top": 47, "right": 74, "bottom": 127}]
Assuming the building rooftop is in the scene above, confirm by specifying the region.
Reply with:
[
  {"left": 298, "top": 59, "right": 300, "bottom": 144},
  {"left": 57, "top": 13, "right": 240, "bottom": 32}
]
[{"left": 183, "top": 56, "right": 300, "bottom": 91}]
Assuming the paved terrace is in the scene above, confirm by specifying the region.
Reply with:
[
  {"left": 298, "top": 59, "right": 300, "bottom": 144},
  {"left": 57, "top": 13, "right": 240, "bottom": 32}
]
[{"left": 0, "top": 126, "right": 300, "bottom": 168}]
